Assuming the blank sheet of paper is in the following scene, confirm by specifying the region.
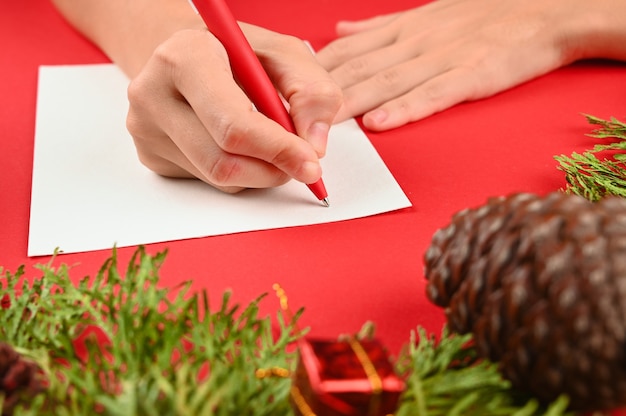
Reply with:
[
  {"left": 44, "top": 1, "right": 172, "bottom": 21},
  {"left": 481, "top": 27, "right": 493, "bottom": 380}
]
[{"left": 28, "top": 64, "right": 411, "bottom": 256}]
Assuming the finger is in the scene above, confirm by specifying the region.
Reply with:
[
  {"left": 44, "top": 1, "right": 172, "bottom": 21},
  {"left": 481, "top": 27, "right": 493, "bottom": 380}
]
[
  {"left": 129, "top": 70, "right": 295, "bottom": 190},
  {"left": 128, "top": 125, "right": 248, "bottom": 193},
  {"left": 168, "top": 30, "right": 324, "bottom": 185},
  {"left": 317, "top": 0, "right": 481, "bottom": 72},
  {"left": 157, "top": 96, "right": 294, "bottom": 189},
  {"left": 332, "top": 53, "right": 448, "bottom": 123},
  {"left": 281, "top": 72, "right": 342, "bottom": 158},
  {"left": 188, "top": 91, "right": 323, "bottom": 186},
  {"left": 335, "top": 12, "right": 402, "bottom": 37},
  {"left": 128, "top": 30, "right": 306, "bottom": 189},
  {"left": 361, "top": 67, "right": 483, "bottom": 131},
  {"left": 327, "top": 35, "right": 423, "bottom": 89},
  {"left": 241, "top": 24, "right": 342, "bottom": 156},
  {"left": 360, "top": 43, "right": 564, "bottom": 131},
  {"left": 250, "top": 33, "right": 342, "bottom": 157},
  {"left": 126, "top": 82, "right": 206, "bottom": 180},
  {"left": 127, "top": 110, "right": 199, "bottom": 180},
  {"left": 315, "top": 24, "right": 398, "bottom": 72}
]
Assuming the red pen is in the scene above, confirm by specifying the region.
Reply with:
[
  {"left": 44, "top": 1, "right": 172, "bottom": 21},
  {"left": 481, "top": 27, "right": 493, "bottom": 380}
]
[{"left": 188, "top": 0, "right": 330, "bottom": 207}]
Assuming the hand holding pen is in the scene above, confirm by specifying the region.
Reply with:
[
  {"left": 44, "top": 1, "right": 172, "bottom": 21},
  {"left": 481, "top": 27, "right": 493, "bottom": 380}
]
[
  {"left": 74, "top": 0, "right": 344, "bottom": 197},
  {"left": 188, "top": 0, "right": 337, "bottom": 204}
]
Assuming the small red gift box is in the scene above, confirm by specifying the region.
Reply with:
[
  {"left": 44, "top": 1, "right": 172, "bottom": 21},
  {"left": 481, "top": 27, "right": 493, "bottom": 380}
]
[{"left": 291, "top": 337, "right": 405, "bottom": 416}]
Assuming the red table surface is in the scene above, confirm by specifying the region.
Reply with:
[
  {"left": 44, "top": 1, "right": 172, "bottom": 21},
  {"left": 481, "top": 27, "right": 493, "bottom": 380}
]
[{"left": 2, "top": 0, "right": 626, "bottom": 404}]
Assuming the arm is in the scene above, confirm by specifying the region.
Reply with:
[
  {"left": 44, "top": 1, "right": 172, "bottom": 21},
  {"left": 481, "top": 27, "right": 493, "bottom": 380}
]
[
  {"left": 51, "top": 0, "right": 342, "bottom": 192},
  {"left": 315, "top": 0, "right": 626, "bottom": 131},
  {"left": 51, "top": 0, "right": 199, "bottom": 78}
]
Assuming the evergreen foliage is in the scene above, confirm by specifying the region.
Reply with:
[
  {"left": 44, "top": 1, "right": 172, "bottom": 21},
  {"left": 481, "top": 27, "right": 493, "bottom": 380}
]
[
  {"left": 0, "top": 248, "right": 572, "bottom": 415},
  {"left": 555, "top": 114, "right": 626, "bottom": 201}
]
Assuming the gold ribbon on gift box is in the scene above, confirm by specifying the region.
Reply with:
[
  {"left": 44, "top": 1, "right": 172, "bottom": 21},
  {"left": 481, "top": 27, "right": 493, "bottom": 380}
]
[
  {"left": 290, "top": 343, "right": 392, "bottom": 416},
  {"left": 348, "top": 336, "right": 383, "bottom": 416},
  {"left": 267, "top": 284, "right": 393, "bottom": 416}
]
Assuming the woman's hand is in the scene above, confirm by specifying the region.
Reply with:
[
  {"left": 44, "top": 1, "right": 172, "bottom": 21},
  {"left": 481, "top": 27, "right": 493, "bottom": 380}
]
[
  {"left": 127, "top": 25, "right": 341, "bottom": 192},
  {"left": 316, "top": 0, "right": 625, "bottom": 131},
  {"left": 51, "top": 0, "right": 342, "bottom": 193}
]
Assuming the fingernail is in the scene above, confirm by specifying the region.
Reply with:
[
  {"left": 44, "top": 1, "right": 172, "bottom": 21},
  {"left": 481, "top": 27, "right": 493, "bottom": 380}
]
[
  {"left": 367, "top": 109, "right": 388, "bottom": 125},
  {"left": 307, "top": 122, "right": 330, "bottom": 157}
]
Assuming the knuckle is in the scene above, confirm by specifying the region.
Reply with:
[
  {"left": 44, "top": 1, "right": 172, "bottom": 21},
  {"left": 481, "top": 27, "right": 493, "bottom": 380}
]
[
  {"left": 126, "top": 114, "right": 155, "bottom": 158},
  {"left": 271, "top": 171, "right": 291, "bottom": 186},
  {"left": 323, "top": 39, "right": 354, "bottom": 63},
  {"left": 206, "top": 154, "right": 241, "bottom": 186},
  {"left": 373, "top": 68, "right": 402, "bottom": 89},
  {"left": 416, "top": 81, "right": 450, "bottom": 116},
  {"left": 267, "top": 164, "right": 292, "bottom": 187},
  {"left": 126, "top": 78, "right": 141, "bottom": 105},
  {"left": 125, "top": 111, "right": 142, "bottom": 139},
  {"left": 327, "top": 83, "right": 345, "bottom": 109},
  {"left": 151, "top": 40, "right": 178, "bottom": 72},
  {"left": 394, "top": 97, "right": 412, "bottom": 115},
  {"left": 317, "top": 77, "right": 344, "bottom": 99},
  {"left": 126, "top": 115, "right": 175, "bottom": 177},
  {"left": 126, "top": 128, "right": 155, "bottom": 168},
  {"left": 150, "top": 30, "right": 213, "bottom": 85},
  {"left": 269, "top": 149, "right": 291, "bottom": 168},
  {"left": 131, "top": 140, "right": 163, "bottom": 173},
  {"left": 135, "top": 150, "right": 158, "bottom": 171},
  {"left": 126, "top": 77, "right": 152, "bottom": 112},
  {"left": 462, "top": 66, "right": 488, "bottom": 101},
  {"left": 219, "top": 185, "right": 246, "bottom": 194},
  {"left": 421, "top": 80, "right": 446, "bottom": 103},
  {"left": 214, "top": 115, "right": 248, "bottom": 154},
  {"left": 267, "top": 148, "right": 308, "bottom": 180},
  {"left": 269, "top": 151, "right": 314, "bottom": 184},
  {"left": 305, "top": 79, "right": 344, "bottom": 108},
  {"left": 344, "top": 57, "right": 370, "bottom": 79}
]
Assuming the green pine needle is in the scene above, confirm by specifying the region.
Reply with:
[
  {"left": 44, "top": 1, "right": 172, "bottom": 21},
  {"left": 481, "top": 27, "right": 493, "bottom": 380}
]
[
  {"left": 1, "top": 247, "right": 301, "bottom": 415},
  {"left": 393, "top": 327, "right": 573, "bottom": 416},
  {"left": 1, "top": 248, "right": 575, "bottom": 415},
  {"left": 555, "top": 114, "right": 626, "bottom": 201}
]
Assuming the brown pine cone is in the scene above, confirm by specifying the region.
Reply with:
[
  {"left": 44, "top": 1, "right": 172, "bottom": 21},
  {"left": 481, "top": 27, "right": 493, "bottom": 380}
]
[
  {"left": 423, "top": 192, "right": 626, "bottom": 412},
  {"left": 0, "top": 342, "right": 45, "bottom": 415}
]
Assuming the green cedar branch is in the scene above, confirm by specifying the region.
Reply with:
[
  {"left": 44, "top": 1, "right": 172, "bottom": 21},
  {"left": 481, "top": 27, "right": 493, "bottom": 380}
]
[
  {"left": 1, "top": 248, "right": 573, "bottom": 415},
  {"left": 555, "top": 114, "right": 626, "bottom": 201}
]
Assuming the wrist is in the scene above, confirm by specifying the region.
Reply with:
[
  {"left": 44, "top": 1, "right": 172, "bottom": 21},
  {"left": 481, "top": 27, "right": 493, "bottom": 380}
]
[
  {"left": 114, "top": 0, "right": 206, "bottom": 77},
  {"left": 52, "top": 0, "right": 205, "bottom": 78},
  {"left": 557, "top": 0, "right": 626, "bottom": 63}
]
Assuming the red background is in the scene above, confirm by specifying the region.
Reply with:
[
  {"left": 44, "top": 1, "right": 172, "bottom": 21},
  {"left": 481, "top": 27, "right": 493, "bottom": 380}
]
[{"left": 1, "top": 0, "right": 626, "bottom": 412}]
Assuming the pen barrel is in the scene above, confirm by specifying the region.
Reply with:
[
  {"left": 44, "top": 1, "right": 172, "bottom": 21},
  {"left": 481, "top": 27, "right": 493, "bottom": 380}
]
[
  {"left": 193, "top": 0, "right": 296, "bottom": 133},
  {"left": 192, "top": 0, "right": 328, "bottom": 201}
]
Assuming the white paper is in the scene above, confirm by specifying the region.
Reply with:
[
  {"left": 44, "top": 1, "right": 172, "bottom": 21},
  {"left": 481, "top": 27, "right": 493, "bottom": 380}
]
[{"left": 28, "top": 64, "right": 411, "bottom": 256}]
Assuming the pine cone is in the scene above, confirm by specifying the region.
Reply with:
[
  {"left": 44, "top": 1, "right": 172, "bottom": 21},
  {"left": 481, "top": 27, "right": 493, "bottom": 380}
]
[
  {"left": 423, "top": 192, "right": 626, "bottom": 412},
  {"left": 0, "top": 342, "right": 45, "bottom": 415}
]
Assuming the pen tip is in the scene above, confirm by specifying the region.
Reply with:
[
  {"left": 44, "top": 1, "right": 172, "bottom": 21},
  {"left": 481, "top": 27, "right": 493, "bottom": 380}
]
[{"left": 321, "top": 198, "right": 330, "bottom": 207}]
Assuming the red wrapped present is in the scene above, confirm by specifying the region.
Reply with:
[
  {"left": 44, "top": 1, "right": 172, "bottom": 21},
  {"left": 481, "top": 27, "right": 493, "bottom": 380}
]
[{"left": 291, "top": 337, "right": 405, "bottom": 416}]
